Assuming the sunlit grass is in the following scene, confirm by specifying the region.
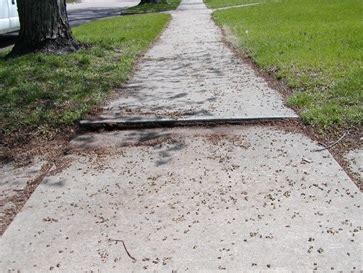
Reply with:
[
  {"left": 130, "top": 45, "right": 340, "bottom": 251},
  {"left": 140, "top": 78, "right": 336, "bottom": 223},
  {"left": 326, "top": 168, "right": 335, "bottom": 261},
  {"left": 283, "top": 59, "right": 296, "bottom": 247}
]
[
  {"left": 0, "top": 14, "right": 170, "bottom": 141},
  {"left": 212, "top": 0, "right": 363, "bottom": 129},
  {"left": 205, "top": 0, "right": 266, "bottom": 9}
]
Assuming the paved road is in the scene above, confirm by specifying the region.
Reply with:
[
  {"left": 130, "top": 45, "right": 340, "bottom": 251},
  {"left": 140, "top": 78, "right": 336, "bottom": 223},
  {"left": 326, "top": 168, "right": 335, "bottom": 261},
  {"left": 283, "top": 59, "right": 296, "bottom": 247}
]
[
  {"left": 67, "top": 0, "right": 140, "bottom": 27},
  {"left": 1, "top": 0, "right": 362, "bottom": 271},
  {"left": 0, "top": 0, "right": 139, "bottom": 51}
]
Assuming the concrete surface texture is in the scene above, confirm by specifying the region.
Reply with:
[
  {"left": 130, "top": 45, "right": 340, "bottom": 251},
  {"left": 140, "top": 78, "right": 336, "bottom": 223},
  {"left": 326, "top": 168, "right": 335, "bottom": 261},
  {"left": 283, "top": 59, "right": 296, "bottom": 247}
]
[
  {"left": 1, "top": 0, "right": 362, "bottom": 271},
  {"left": 83, "top": 0, "right": 297, "bottom": 125},
  {"left": 345, "top": 149, "right": 363, "bottom": 181},
  {"left": 0, "top": 126, "right": 362, "bottom": 271},
  {"left": 0, "top": 159, "right": 45, "bottom": 233}
]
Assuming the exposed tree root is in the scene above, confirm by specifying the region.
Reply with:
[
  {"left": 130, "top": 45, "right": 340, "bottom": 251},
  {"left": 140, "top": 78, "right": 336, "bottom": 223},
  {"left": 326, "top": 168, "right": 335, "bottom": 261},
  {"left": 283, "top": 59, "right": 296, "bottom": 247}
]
[{"left": 8, "top": 37, "right": 80, "bottom": 58}]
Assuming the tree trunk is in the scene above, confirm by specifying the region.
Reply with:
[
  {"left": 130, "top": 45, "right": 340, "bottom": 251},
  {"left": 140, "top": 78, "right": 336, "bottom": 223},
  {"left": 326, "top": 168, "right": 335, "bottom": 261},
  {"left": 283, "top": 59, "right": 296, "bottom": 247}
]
[
  {"left": 140, "top": 0, "right": 169, "bottom": 4},
  {"left": 9, "top": 0, "right": 79, "bottom": 57}
]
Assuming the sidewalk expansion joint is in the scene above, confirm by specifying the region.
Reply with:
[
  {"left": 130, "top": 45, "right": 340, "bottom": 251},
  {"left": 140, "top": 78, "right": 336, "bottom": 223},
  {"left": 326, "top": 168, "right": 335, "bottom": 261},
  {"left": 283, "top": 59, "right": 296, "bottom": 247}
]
[{"left": 79, "top": 116, "right": 300, "bottom": 131}]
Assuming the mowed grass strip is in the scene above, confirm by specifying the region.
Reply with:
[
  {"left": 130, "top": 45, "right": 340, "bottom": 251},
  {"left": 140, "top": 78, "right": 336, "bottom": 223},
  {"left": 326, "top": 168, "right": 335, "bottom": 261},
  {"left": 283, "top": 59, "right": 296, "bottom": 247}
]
[
  {"left": 124, "top": 0, "right": 181, "bottom": 15},
  {"left": 211, "top": 0, "right": 363, "bottom": 130},
  {"left": 0, "top": 14, "right": 170, "bottom": 143},
  {"left": 205, "top": 0, "right": 265, "bottom": 9}
]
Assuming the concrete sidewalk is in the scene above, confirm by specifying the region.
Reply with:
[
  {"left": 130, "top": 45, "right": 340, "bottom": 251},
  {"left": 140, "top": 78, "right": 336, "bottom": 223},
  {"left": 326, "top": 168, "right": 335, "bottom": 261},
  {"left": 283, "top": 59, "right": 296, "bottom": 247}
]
[
  {"left": 82, "top": 0, "right": 297, "bottom": 127},
  {"left": 0, "top": 126, "right": 362, "bottom": 271},
  {"left": 0, "top": 0, "right": 362, "bottom": 271}
]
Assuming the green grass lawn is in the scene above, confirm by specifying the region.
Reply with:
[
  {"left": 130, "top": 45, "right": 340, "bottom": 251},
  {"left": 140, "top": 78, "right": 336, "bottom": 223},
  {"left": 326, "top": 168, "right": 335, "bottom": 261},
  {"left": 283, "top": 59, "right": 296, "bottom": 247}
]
[
  {"left": 211, "top": 0, "right": 363, "bottom": 131},
  {"left": 205, "top": 0, "right": 266, "bottom": 9},
  {"left": 123, "top": 0, "right": 181, "bottom": 14},
  {"left": 0, "top": 14, "right": 170, "bottom": 143}
]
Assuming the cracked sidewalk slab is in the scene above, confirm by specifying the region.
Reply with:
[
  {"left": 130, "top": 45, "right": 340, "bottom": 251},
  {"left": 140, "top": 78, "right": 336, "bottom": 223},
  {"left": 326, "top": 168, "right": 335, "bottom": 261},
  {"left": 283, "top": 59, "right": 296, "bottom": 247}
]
[
  {"left": 0, "top": 126, "right": 361, "bottom": 271},
  {"left": 82, "top": 0, "right": 297, "bottom": 126}
]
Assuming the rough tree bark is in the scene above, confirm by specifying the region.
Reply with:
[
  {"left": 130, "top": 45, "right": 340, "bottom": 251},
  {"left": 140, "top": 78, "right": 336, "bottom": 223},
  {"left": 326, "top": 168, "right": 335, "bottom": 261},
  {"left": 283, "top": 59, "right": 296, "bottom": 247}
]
[{"left": 9, "top": 0, "right": 79, "bottom": 57}]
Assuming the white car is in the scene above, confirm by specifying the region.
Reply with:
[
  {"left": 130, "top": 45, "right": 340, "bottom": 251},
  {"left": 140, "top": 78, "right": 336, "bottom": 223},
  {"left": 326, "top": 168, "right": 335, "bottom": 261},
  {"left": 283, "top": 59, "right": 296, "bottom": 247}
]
[{"left": 0, "top": 0, "right": 19, "bottom": 34}]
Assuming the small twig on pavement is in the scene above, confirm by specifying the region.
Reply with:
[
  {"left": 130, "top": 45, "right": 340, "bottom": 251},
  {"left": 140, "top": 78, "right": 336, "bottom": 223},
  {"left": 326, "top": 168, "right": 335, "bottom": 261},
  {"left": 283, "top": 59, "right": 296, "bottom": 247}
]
[
  {"left": 302, "top": 157, "right": 313, "bottom": 163},
  {"left": 109, "top": 239, "right": 137, "bottom": 262},
  {"left": 312, "top": 133, "right": 347, "bottom": 152}
]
